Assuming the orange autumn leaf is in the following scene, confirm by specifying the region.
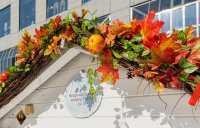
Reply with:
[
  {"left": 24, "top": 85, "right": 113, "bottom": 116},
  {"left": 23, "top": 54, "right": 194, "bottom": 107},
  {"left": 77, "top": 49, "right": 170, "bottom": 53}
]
[
  {"left": 105, "top": 33, "right": 116, "bottom": 46},
  {"left": 98, "top": 23, "right": 109, "bottom": 35},
  {"left": 140, "top": 10, "right": 164, "bottom": 49},
  {"left": 185, "top": 25, "right": 195, "bottom": 42},
  {"left": 17, "top": 30, "right": 37, "bottom": 64},
  {"left": 97, "top": 49, "right": 119, "bottom": 85},
  {"left": 44, "top": 34, "right": 65, "bottom": 55},
  {"left": 144, "top": 71, "right": 158, "bottom": 79},
  {"left": 147, "top": 34, "right": 182, "bottom": 67},
  {"left": 98, "top": 63, "right": 119, "bottom": 85}
]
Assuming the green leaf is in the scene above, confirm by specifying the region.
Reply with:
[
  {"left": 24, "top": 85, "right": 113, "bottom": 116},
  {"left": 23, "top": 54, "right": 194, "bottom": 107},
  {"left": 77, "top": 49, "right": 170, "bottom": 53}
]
[
  {"left": 72, "top": 25, "right": 82, "bottom": 34},
  {"left": 179, "top": 71, "right": 189, "bottom": 82},
  {"left": 195, "top": 75, "right": 200, "bottom": 83},
  {"left": 130, "top": 36, "right": 142, "bottom": 43},
  {"left": 87, "top": 24, "right": 94, "bottom": 30},
  {"left": 1, "top": 83, "right": 6, "bottom": 88},
  {"left": 87, "top": 68, "right": 93, "bottom": 75},
  {"left": 181, "top": 45, "right": 190, "bottom": 51},
  {"left": 0, "top": 87, "right": 2, "bottom": 93},
  {"left": 50, "top": 52, "right": 56, "bottom": 60},
  {"left": 142, "top": 50, "right": 150, "bottom": 56},
  {"left": 89, "top": 85, "right": 96, "bottom": 99},
  {"left": 178, "top": 58, "right": 198, "bottom": 73},
  {"left": 94, "top": 70, "right": 98, "bottom": 77},
  {"left": 25, "top": 67, "right": 30, "bottom": 72},
  {"left": 178, "top": 30, "right": 187, "bottom": 44},
  {"left": 28, "top": 42, "right": 34, "bottom": 49},
  {"left": 80, "top": 37, "right": 86, "bottom": 47},
  {"left": 132, "top": 44, "right": 143, "bottom": 53},
  {"left": 113, "top": 59, "right": 119, "bottom": 68},
  {"left": 67, "top": 43, "right": 74, "bottom": 48},
  {"left": 127, "top": 51, "right": 138, "bottom": 60},
  {"left": 7, "top": 66, "right": 17, "bottom": 74},
  {"left": 91, "top": 57, "right": 95, "bottom": 63},
  {"left": 89, "top": 76, "right": 94, "bottom": 85},
  {"left": 184, "top": 66, "right": 198, "bottom": 74},
  {"left": 61, "top": 15, "right": 70, "bottom": 25},
  {"left": 112, "top": 50, "right": 122, "bottom": 59},
  {"left": 139, "top": 63, "right": 146, "bottom": 68}
]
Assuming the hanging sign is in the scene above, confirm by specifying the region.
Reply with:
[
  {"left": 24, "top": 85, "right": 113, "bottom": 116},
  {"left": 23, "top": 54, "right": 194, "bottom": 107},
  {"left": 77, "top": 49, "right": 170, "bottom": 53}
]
[{"left": 64, "top": 71, "right": 102, "bottom": 118}]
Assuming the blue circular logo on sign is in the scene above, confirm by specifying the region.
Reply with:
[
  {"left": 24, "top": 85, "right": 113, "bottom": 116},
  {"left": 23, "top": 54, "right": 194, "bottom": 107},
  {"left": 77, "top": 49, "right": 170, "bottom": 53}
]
[{"left": 64, "top": 71, "right": 102, "bottom": 118}]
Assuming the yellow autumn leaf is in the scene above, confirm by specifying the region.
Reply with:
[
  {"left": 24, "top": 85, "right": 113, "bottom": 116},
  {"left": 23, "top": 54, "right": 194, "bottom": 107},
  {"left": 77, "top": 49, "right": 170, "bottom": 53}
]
[{"left": 152, "top": 78, "right": 164, "bottom": 93}]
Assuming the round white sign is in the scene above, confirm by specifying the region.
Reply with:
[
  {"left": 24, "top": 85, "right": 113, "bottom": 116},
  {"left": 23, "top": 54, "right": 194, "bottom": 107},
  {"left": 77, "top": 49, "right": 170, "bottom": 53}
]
[{"left": 64, "top": 71, "right": 102, "bottom": 118}]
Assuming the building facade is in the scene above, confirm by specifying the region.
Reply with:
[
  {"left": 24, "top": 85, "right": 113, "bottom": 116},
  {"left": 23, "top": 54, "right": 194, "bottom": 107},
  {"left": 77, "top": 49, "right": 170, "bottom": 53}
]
[{"left": 0, "top": 0, "right": 200, "bottom": 128}]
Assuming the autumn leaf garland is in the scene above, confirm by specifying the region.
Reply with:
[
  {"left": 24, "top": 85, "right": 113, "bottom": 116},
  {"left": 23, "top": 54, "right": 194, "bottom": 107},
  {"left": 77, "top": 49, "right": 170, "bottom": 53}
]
[{"left": 1, "top": 9, "right": 200, "bottom": 107}]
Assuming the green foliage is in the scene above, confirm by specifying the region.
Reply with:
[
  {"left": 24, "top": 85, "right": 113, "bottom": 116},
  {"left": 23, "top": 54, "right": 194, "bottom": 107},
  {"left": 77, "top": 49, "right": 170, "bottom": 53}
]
[
  {"left": 178, "top": 58, "right": 198, "bottom": 74},
  {"left": 50, "top": 52, "right": 56, "bottom": 60},
  {"left": 87, "top": 68, "right": 93, "bottom": 75},
  {"left": 80, "top": 37, "right": 86, "bottom": 46},
  {"left": 61, "top": 15, "right": 70, "bottom": 25},
  {"left": 72, "top": 24, "right": 82, "bottom": 34},
  {"left": 178, "top": 30, "right": 187, "bottom": 44},
  {"left": 142, "top": 50, "right": 150, "bottom": 57},
  {"left": 179, "top": 71, "right": 189, "bottom": 82},
  {"left": 112, "top": 50, "right": 122, "bottom": 59}
]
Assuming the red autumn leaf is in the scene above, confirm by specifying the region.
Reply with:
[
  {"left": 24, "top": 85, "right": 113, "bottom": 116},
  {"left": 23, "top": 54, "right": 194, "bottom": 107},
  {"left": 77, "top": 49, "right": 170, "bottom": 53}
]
[
  {"left": 189, "top": 83, "right": 200, "bottom": 106},
  {"left": 140, "top": 10, "right": 164, "bottom": 49},
  {"left": 187, "top": 38, "right": 200, "bottom": 65},
  {"left": 97, "top": 49, "right": 119, "bottom": 85},
  {"left": 50, "top": 16, "right": 61, "bottom": 29},
  {"left": 173, "top": 50, "right": 190, "bottom": 64},
  {"left": 131, "top": 68, "right": 144, "bottom": 76},
  {"left": 170, "top": 76, "right": 181, "bottom": 88},
  {"left": 63, "top": 26, "right": 76, "bottom": 41},
  {"left": 34, "top": 26, "right": 49, "bottom": 45}
]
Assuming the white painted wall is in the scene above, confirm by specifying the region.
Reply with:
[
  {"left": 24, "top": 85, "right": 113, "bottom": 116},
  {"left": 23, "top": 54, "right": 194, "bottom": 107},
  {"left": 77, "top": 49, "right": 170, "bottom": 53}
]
[
  {"left": 0, "top": 53, "right": 200, "bottom": 128},
  {"left": 1, "top": 0, "right": 200, "bottom": 127}
]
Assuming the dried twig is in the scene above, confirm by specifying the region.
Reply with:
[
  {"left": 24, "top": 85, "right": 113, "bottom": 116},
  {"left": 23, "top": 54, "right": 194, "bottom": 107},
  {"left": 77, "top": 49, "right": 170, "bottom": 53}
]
[
  {"left": 136, "top": 79, "right": 143, "bottom": 95},
  {"left": 158, "top": 92, "right": 167, "bottom": 110},
  {"left": 170, "top": 93, "right": 186, "bottom": 119}
]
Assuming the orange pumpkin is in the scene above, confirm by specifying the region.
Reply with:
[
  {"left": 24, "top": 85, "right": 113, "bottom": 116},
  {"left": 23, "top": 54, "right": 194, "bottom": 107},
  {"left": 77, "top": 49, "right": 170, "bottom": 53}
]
[{"left": 86, "top": 34, "right": 105, "bottom": 54}]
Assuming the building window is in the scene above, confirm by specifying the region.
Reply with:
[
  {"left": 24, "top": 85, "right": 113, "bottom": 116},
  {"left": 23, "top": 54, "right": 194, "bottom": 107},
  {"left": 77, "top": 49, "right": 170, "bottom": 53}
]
[
  {"left": 82, "top": 0, "right": 92, "bottom": 5},
  {"left": 185, "top": 0, "right": 196, "bottom": 3},
  {"left": 0, "top": 6, "right": 10, "bottom": 38},
  {"left": 0, "top": 47, "right": 17, "bottom": 72},
  {"left": 132, "top": 3, "right": 149, "bottom": 20},
  {"left": 150, "top": 0, "right": 159, "bottom": 12},
  {"left": 160, "top": 11, "right": 170, "bottom": 32},
  {"left": 19, "top": 0, "right": 35, "bottom": 30},
  {"left": 47, "top": 0, "right": 68, "bottom": 18},
  {"left": 132, "top": 0, "right": 199, "bottom": 36},
  {"left": 185, "top": 4, "right": 196, "bottom": 27},
  {"left": 98, "top": 15, "right": 110, "bottom": 23},
  {"left": 160, "top": 0, "right": 171, "bottom": 11},
  {"left": 173, "top": 0, "right": 182, "bottom": 7},
  {"left": 172, "top": 8, "right": 183, "bottom": 30}
]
